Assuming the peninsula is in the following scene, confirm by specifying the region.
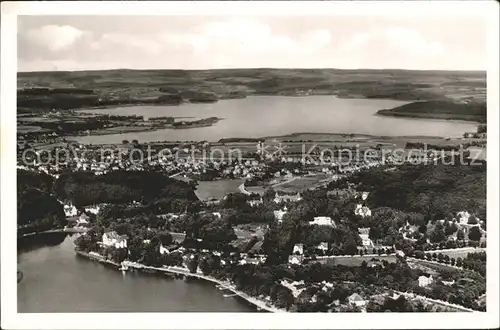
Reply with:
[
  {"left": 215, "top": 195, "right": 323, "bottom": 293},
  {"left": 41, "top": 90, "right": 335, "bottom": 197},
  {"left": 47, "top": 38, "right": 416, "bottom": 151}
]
[{"left": 377, "top": 101, "right": 487, "bottom": 123}]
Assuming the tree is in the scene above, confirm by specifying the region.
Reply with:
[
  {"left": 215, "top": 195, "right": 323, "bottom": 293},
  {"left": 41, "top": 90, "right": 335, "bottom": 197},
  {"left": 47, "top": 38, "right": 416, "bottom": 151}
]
[
  {"left": 122, "top": 140, "right": 129, "bottom": 144},
  {"left": 199, "top": 258, "right": 212, "bottom": 275},
  {"left": 468, "top": 226, "right": 482, "bottom": 241},
  {"left": 430, "top": 227, "right": 446, "bottom": 243},
  {"left": 445, "top": 223, "right": 458, "bottom": 236},
  {"left": 414, "top": 250, "right": 425, "bottom": 259},
  {"left": 457, "top": 229, "right": 465, "bottom": 241},
  {"left": 467, "top": 215, "right": 478, "bottom": 225},
  {"left": 263, "top": 189, "right": 276, "bottom": 202},
  {"left": 275, "top": 287, "right": 295, "bottom": 310},
  {"left": 75, "top": 234, "right": 93, "bottom": 252},
  {"left": 344, "top": 238, "right": 358, "bottom": 256},
  {"left": 158, "top": 231, "right": 173, "bottom": 246},
  {"left": 186, "top": 256, "right": 199, "bottom": 273},
  {"left": 418, "top": 224, "right": 428, "bottom": 234}
]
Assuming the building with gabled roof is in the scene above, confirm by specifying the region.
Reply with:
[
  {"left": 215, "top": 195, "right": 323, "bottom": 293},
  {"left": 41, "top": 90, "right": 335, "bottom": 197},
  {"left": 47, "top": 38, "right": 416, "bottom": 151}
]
[
  {"left": 348, "top": 293, "right": 367, "bottom": 307},
  {"left": 102, "top": 231, "right": 127, "bottom": 249}
]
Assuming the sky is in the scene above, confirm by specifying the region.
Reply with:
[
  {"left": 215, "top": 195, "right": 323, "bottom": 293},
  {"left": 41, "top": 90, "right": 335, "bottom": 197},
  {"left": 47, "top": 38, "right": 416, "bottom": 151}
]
[{"left": 17, "top": 15, "right": 487, "bottom": 72}]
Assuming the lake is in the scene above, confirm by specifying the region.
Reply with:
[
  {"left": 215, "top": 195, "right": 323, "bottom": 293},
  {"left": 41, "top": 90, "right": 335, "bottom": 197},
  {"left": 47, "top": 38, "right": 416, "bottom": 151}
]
[
  {"left": 73, "top": 96, "right": 478, "bottom": 144},
  {"left": 17, "top": 234, "right": 254, "bottom": 312}
]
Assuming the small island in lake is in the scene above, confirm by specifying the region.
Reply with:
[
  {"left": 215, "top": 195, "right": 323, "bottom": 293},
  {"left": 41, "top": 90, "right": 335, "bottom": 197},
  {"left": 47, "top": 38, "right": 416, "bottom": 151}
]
[{"left": 172, "top": 117, "right": 223, "bottom": 129}]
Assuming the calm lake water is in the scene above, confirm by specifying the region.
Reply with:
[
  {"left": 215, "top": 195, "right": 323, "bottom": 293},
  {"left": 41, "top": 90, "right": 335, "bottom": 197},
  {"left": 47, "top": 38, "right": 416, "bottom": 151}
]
[
  {"left": 17, "top": 234, "right": 254, "bottom": 312},
  {"left": 74, "top": 96, "right": 478, "bottom": 144}
]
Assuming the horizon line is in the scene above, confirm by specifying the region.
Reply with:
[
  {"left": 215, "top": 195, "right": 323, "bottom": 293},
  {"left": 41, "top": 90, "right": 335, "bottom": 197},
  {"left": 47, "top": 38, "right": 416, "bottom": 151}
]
[{"left": 17, "top": 67, "right": 487, "bottom": 74}]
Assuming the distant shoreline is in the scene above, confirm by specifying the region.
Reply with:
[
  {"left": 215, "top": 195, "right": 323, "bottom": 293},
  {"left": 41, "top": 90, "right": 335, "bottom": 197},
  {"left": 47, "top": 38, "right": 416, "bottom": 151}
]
[
  {"left": 376, "top": 110, "right": 484, "bottom": 124},
  {"left": 68, "top": 130, "right": 485, "bottom": 146},
  {"left": 376, "top": 100, "right": 485, "bottom": 124},
  {"left": 259, "top": 132, "right": 448, "bottom": 141}
]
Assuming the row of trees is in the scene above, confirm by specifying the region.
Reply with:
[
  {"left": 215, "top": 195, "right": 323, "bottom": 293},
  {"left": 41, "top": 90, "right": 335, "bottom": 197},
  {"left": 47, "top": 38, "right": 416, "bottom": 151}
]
[{"left": 411, "top": 251, "right": 486, "bottom": 277}]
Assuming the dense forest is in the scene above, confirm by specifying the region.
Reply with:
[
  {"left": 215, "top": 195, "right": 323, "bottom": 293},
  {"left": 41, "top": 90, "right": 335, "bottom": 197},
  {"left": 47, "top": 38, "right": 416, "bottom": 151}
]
[
  {"left": 53, "top": 170, "right": 198, "bottom": 207},
  {"left": 340, "top": 163, "right": 487, "bottom": 221},
  {"left": 17, "top": 170, "right": 66, "bottom": 234},
  {"left": 17, "top": 169, "right": 200, "bottom": 234}
]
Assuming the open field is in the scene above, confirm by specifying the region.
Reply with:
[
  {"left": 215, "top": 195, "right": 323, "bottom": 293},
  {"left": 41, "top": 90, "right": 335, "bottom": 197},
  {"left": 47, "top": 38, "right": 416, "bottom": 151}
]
[
  {"left": 17, "top": 125, "right": 53, "bottom": 134},
  {"left": 234, "top": 224, "right": 267, "bottom": 239},
  {"left": 195, "top": 179, "right": 244, "bottom": 201},
  {"left": 317, "top": 254, "right": 398, "bottom": 267},
  {"left": 263, "top": 132, "right": 479, "bottom": 147},
  {"left": 273, "top": 174, "right": 331, "bottom": 192},
  {"left": 18, "top": 68, "right": 486, "bottom": 103}
]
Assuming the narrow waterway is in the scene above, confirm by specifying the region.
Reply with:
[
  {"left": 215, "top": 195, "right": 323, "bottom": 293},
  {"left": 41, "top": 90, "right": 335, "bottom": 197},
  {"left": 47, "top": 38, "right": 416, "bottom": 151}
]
[{"left": 17, "top": 234, "right": 255, "bottom": 312}]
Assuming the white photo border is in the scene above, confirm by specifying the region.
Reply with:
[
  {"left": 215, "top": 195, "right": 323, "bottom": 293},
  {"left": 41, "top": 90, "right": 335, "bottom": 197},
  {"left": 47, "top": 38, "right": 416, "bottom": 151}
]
[{"left": 1, "top": 1, "right": 499, "bottom": 329}]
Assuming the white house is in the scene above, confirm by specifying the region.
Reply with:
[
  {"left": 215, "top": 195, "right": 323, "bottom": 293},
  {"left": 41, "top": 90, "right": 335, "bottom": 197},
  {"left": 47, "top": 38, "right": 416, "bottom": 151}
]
[
  {"left": 273, "top": 208, "right": 288, "bottom": 223},
  {"left": 159, "top": 244, "right": 170, "bottom": 255},
  {"left": 102, "top": 231, "right": 127, "bottom": 249},
  {"left": 77, "top": 213, "right": 90, "bottom": 225},
  {"left": 355, "top": 204, "right": 372, "bottom": 218},
  {"left": 274, "top": 192, "right": 302, "bottom": 204},
  {"left": 63, "top": 204, "right": 78, "bottom": 217},
  {"left": 247, "top": 198, "right": 263, "bottom": 207},
  {"left": 359, "top": 233, "right": 373, "bottom": 248},
  {"left": 361, "top": 192, "right": 370, "bottom": 200},
  {"left": 457, "top": 211, "right": 471, "bottom": 225},
  {"left": 84, "top": 205, "right": 100, "bottom": 215},
  {"left": 395, "top": 250, "right": 405, "bottom": 259},
  {"left": 348, "top": 293, "right": 367, "bottom": 307},
  {"left": 292, "top": 243, "right": 304, "bottom": 255},
  {"left": 418, "top": 275, "right": 433, "bottom": 287},
  {"left": 288, "top": 255, "right": 303, "bottom": 265},
  {"left": 309, "top": 216, "right": 335, "bottom": 227},
  {"left": 316, "top": 242, "right": 329, "bottom": 252}
]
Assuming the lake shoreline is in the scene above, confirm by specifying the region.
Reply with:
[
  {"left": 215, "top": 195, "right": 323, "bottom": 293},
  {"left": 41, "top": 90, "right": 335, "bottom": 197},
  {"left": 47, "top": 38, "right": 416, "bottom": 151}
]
[
  {"left": 376, "top": 111, "right": 484, "bottom": 124},
  {"left": 67, "top": 96, "right": 479, "bottom": 145},
  {"left": 76, "top": 95, "right": 483, "bottom": 126},
  {"left": 74, "top": 249, "right": 285, "bottom": 313},
  {"left": 18, "top": 227, "right": 88, "bottom": 239}
]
